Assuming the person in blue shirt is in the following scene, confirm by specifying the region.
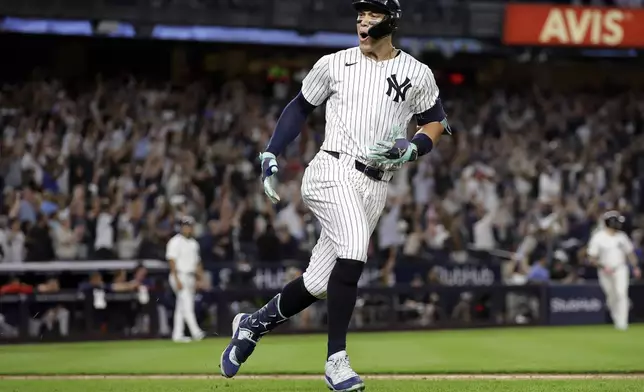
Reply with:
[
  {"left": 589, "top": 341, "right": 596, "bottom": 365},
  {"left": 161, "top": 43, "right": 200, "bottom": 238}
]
[{"left": 527, "top": 258, "right": 550, "bottom": 283}]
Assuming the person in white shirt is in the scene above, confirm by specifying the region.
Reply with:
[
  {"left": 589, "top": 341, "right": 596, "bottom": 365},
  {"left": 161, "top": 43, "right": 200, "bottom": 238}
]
[
  {"left": 472, "top": 202, "right": 497, "bottom": 250},
  {"left": 166, "top": 216, "right": 206, "bottom": 342},
  {"left": 53, "top": 215, "right": 80, "bottom": 260},
  {"left": 3, "top": 219, "right": 25, "bottom": 263},
  {"left": 538, "top": 165, "right": 561, "bottom": 204},
  {"left": 94, "top": 207, "right": 115, "bottom": 259},
  {"left": 587, "top": 211, "right": 641, "bottom": 331}
]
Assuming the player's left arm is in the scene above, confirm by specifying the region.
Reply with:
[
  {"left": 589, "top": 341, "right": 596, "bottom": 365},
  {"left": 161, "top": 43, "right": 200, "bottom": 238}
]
[
  {"left": 409, "top": 67, "right": 451, "bottom": 157},
  {"left": 368, "top": 67, "right": 449, "bottom": 164},
  {"left": 622, "top": 234, "right": 641, "bottom": 278}
]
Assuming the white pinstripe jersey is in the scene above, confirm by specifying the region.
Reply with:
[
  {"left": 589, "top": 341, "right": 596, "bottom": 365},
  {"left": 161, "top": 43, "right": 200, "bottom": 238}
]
[{"left": 301, "top": 47, "right": 439, "bottom": 169}]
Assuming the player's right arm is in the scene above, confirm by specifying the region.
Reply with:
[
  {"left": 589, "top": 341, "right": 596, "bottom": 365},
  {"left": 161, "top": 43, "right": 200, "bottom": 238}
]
[
  {"left": 265, "top": 54, "right": 331, "bottom": 156},
  {"left": 586, "top": 232, "right": 602, "bottom": 270},
  {"left": 620, "top": 233, "right": 641, "bottom": 279},
  {"left": 260, "top": 54, "right": 332, "bottom": 203},
  {"left": 166, "top": 237, "right": 182, "bottom": 291}
]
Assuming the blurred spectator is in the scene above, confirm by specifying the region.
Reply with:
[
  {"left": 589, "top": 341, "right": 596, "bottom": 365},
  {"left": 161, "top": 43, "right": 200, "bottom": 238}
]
[
  {"left": 527, "top": 258, "right": 551, "bottom": 283},
  {"left": 116, "top": 203, "right": 143, "bottom": 260},
  {"left": 0, "top": 218, "right": 25, "bottom": 263},
  {"left": 228, "top": 256, "right": 256, "bottom": 290},
  {"left": 471, "top": 201, "right": 497, "bottom": 250},
  {"left": 53, "top": 212, "right": 82, "bottom": 260},
  {"left": 92, "top": 200, "right": 117, "bottom": 260},
  {"left": 400, "top": 274, "right": 443, "bottom": 327},
  {"left": 0, "top": 276, "right": 34, "bottom": 294},
  {"left": 451, "top": 292, "right": 473, "bottom": 324},
  {"left": 200, "top": 219, "right": 234, "bottom": 262},
  {"left": 27, "top": 277, "right": 70, "bottom": 338},
  {"left": 257, "top": 225, "right": 282, "bottom": 262},
  {"left": 25, "top": 214, "right": 55, "bottom": 262},
  {"left": 0, "top": 68, "right": 640, "bottom": 279},
  {"left": 275, "top": 222, "right": 299, "bottom": 260},
  {"left": 378, "top": 200, "right": 404, "bottom": 262}
]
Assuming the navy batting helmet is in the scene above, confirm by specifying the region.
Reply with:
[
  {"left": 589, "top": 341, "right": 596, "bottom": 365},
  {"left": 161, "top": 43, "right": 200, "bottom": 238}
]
[
  {"left": 603, "top": 210, "right": 625, "bottom": 230},
  {"left": 353, "top": 0, "right": 402, "bottom": 40}
]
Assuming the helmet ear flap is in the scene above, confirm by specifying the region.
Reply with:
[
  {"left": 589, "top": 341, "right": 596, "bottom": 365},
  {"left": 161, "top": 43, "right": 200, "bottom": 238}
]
[
  {"left": 367, "top": 14, "right": 396, "bottom": 39},
  {"left": 353, "top": 0, "right": 401, "bottom": 39}
]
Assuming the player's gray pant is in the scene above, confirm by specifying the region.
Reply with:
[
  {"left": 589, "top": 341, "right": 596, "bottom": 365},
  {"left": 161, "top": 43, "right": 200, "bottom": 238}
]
[{"left": 300, "top": 151, "right": 389, "bottom": 298}]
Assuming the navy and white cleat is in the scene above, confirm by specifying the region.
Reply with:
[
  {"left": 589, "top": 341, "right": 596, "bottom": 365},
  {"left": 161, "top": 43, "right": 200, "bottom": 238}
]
[
  {"left": 219, "top": 313, "right": 259, "bottom": 378},
  {"left": 324, "top": 351, "right": 365, "bottom": 391}
]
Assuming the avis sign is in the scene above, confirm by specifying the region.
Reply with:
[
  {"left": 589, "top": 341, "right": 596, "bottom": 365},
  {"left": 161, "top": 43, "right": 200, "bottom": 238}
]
[
  {"left": 503, "top": 4, "right": 644, "bottom": 48},
  {"left": 539, "top": 9, "right": 623, "bottom": 46}
]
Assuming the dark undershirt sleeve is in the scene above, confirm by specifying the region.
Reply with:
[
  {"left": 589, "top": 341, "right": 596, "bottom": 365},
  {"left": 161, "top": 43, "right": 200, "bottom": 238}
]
[{"left": 266, "top": 92, "right": 316, "bottom": 156}]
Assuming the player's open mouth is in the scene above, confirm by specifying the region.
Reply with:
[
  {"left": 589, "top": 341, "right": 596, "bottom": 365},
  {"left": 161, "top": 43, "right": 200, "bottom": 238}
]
[{"left": 359, "top": 32, "right": 369, "bottom": 42}]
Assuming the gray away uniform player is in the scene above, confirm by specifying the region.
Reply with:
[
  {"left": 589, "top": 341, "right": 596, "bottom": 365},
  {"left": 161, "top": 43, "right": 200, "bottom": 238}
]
[
  {"left": 220, "top": 1, "right": 451, "bottom": 390},
  {"left": 587, "top": 211, "right": 641, "bottom": 331}
]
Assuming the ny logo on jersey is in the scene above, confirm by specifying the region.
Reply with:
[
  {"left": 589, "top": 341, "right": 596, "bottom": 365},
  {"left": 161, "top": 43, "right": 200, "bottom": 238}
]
[{"left": 385, "top": 74, "right": 412, "bottom": 103}]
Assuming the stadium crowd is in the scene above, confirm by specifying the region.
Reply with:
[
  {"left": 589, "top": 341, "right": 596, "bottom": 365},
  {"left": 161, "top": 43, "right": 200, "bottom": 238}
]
[{"left": 0, "top": 71, "right": 643, "bottom": 286}]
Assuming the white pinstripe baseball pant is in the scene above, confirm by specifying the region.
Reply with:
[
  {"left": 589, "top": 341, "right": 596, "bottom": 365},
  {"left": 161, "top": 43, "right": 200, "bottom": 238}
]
[{"left": 300, "top": 151, "right": 391, "bottom": 298}]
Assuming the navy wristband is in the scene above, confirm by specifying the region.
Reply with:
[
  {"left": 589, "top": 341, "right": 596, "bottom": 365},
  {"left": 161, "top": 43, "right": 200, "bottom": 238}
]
[{"left": 411, "top": 133, "right": 433, "bottom": 157}]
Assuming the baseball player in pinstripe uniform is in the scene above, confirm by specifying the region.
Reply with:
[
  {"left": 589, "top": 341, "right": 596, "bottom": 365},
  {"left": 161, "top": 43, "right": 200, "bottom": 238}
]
[
  {"left": 587, "top": 211, "right": 641, "bottom": 331},
  {"left": 220, "top": 1, "right": 450, "bottom": 390}
]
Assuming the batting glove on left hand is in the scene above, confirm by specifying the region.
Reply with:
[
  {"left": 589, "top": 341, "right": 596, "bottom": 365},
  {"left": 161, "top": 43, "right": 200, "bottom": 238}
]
[
  {"left": 259, "top": 152, "right": 280, "bottom": 204},
  {"left": 367, "top": 138, "right": 418, "bottom": 165}
]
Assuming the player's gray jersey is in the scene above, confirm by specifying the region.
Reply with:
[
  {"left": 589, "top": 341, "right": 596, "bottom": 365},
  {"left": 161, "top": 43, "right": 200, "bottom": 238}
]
[{"left": 301, "top": 47, "right": 439, "bottom": 169}]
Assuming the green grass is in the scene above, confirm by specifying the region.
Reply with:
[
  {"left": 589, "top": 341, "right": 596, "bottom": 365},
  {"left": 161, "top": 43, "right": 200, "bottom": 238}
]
[
  {"left": 1, "top": 380, "right": 643, "bottom": 392},
  {"left": 0, "top": 325, "right": 642, "bottom": 375}
]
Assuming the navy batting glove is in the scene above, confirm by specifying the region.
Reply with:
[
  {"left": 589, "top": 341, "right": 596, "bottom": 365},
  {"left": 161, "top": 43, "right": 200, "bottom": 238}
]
[{"left": 259, "top": 152, "right": 280, "bottom": 203}]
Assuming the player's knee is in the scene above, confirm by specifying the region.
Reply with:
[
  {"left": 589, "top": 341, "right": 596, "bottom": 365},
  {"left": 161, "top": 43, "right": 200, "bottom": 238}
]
[
  {"left": 338, "top": 241, "right": 370, "bottom": 263},
  {"left": 329, "top": 258, "right": 365, "bottom": 287},
  {"left": 615, "top": 290, "right": 628, "bottom": 302},
  {"left": 302, "top": 271, "right": 329, "bottom": 299}
]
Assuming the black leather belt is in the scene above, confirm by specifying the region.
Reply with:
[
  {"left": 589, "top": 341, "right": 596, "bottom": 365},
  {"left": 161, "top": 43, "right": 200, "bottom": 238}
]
[{"left": 324, "top": 150, "right": 387, "bottom": 182}]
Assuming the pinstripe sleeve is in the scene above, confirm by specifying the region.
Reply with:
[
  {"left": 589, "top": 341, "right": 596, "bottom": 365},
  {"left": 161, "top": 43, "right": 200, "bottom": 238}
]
[
  {"left": 411, "top": 66, "right": 440, "bottom": 114},
  {"left": 301, "top": 54, "right": 332, "bottom": 106}
]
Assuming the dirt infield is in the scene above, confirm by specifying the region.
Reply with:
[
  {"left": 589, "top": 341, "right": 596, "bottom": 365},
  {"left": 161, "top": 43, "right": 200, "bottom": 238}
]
[{"left": 2, "top": 374, "right": 644, "bottom": 381}]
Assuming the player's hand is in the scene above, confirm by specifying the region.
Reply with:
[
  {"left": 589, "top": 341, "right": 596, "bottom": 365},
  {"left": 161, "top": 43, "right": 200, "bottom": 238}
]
[
  {"left": 176, "top": 280, "right": 183, "bottom": 291},
  {"left": 602, "top": 266, "right": 614, "bottom": 275},
  {"left": 367, "top": 138, "right": 418, "bottom": 165},
  {"left": 259, "top": 152, "right": 280, "bottom": 204},
  {"left": 633, "top": 266, "right": 641, "bottom": 279}
]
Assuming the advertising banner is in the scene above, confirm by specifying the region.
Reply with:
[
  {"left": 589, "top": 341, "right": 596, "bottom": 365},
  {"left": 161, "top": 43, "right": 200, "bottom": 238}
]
[
  {"left": 210, "top": 262, "right": 501, "bottom": 290},
  {"left": 629, "top": 284, "right": 644, "bottom": 322},
  {"left": 548, "top": 285, "right": 605, "bottom": 325},
  {"left": 504, "top": 4, "right": 644, "bottom": 48}
]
